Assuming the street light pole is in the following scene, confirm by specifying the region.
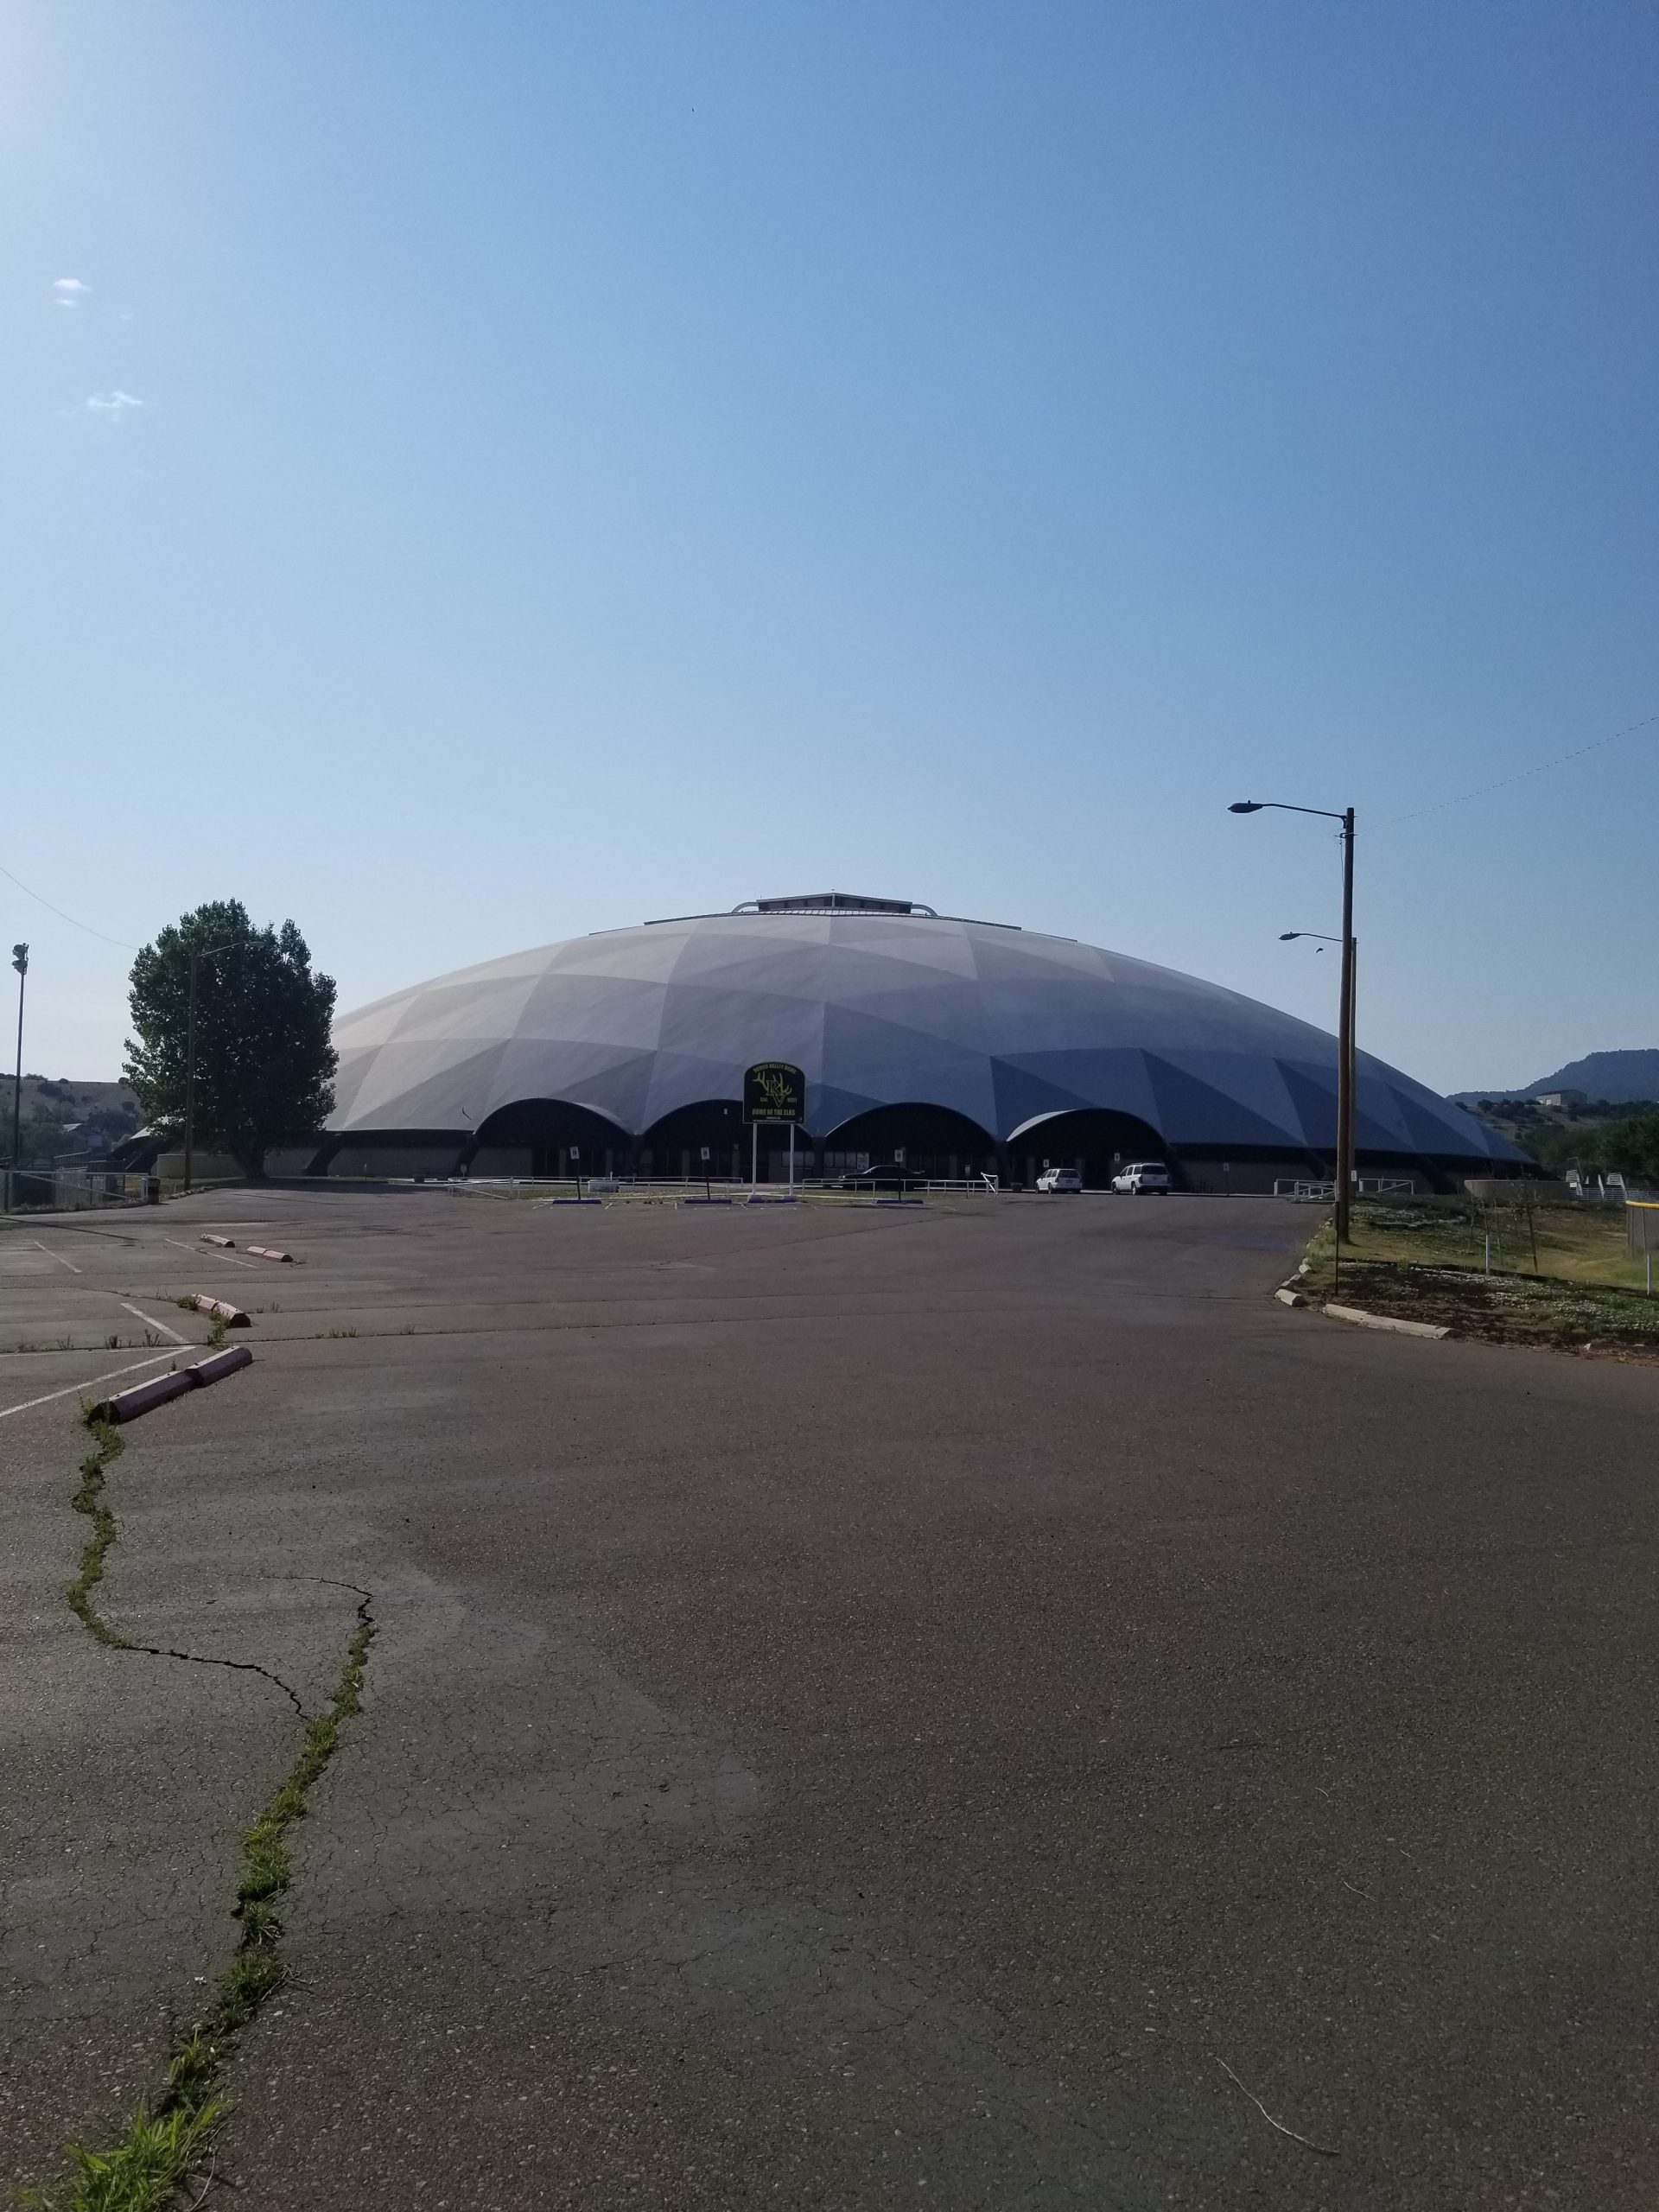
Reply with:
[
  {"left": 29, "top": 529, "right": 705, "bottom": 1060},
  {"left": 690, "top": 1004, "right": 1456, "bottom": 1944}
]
[
  {"left": 184, "top": 950, "right": 200, "bottom": 1195},
  {"left": 183, "top": 940, "right": 234, "bottom": 1196},
  {"left": 1232, "top": 799, "right": 1358, "bottom": 1242},
  {"left": 9, "top": 944, "right": 28, "bottom": 1197},
  {"left": 1336, "top": 807, "right": 1356, "bottom": 1243}
]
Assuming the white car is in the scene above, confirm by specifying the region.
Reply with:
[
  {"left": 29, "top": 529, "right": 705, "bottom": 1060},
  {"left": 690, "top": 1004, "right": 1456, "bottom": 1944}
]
[
  {"left": 1035, "top": 1167, "right": 1083, "bottom": 1192},
  {"left": 1111, "top": 1161, "right": 1171, "bottom": 1195}
]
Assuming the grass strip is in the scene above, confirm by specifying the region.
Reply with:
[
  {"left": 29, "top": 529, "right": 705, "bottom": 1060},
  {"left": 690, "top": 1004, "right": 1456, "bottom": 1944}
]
[
  {"left": 35, "top": 1414, "right": 375, "bottom": 2211},
  {"left": 1300, "top": 1214, "right": 1659, "bottom": 1358}
]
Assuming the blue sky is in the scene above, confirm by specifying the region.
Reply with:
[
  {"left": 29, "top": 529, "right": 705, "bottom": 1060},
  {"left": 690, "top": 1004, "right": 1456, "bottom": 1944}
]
[{"left": 3, "top": 0, "right": 1655, "bottom": 1092}]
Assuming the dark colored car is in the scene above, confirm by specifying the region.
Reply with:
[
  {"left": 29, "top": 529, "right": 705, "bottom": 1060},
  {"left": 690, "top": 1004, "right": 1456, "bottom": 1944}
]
[{"left": 831, "top": 1162, "right": 928, "bottom": 1190}]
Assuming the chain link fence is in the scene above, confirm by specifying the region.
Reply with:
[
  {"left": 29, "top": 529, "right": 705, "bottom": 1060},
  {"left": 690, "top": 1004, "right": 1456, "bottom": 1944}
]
[{"left": 1, "top": 1166, "right": 156, "bottom": 1213}]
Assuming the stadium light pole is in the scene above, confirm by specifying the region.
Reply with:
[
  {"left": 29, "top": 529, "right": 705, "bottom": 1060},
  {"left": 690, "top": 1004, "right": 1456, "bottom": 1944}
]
[{"left": 1231, "top": 801, "right": 1357, "bottom": 1241}]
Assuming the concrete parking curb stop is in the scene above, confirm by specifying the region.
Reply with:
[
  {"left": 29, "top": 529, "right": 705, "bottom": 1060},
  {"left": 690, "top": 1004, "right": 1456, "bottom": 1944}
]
[
  {"left": 184, "top": 1294, "right": 251, "bottom": 1326},
  {"left": 1275, "top": 1287, "right": 1306, "bottom": 1307},
  {"left": 245, "top": 1245, "right": 295, "bottom": 1262},
  {"left": 1325, "top": 1301, "right": 1450, "bottom": 1340},
  {"left": 200, "top": 1234, "right": 236, "bottom": 1249},
  {"left": 96, "top": 1344, "right": 255, "bottom": 1422}
]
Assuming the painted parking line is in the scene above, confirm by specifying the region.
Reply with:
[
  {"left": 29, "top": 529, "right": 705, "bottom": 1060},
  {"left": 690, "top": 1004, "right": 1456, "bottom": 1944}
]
[
  {"left": 121, "top": 1300, "right": 192, "bottom": 1346},
  {"left": 32, "top": 1243, "right": 82, "bottom": 1274},
  {"left": 162, "top": 1236, "right": 258, "bottom": 1269},
  {"left": 0, "top": 1351, "right": 177, "bottom": 1422}
]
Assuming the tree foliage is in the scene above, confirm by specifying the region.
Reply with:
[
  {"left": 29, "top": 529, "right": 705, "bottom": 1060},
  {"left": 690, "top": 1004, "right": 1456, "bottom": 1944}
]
[
  {"left": 1582, "top": 1107, "right": 1659, "bottom": 1185},
  {"left": 124, "top": 900, "right": 336, "bottom": 1175},
  {"left": 1507, "top": 1104, "right": 1659, "bottom": 1185}
]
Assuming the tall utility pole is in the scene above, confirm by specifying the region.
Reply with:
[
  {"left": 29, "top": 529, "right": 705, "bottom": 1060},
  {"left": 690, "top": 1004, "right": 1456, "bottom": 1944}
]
[
  {"left": 1335, "top": 806, "right": 1356, "bottom": 1243},
  {"left": 182, "top": 939, "right": 234, "bottom": 1195},
  {"left": 184, "top": 949, "right": 200, "bottom": 1194},
  {"left": 1231, "top": 799, "right": 1359, "bottom": 1243},
  {"left": 9, "top": 944, "right": 28, "bottom": 1192}
]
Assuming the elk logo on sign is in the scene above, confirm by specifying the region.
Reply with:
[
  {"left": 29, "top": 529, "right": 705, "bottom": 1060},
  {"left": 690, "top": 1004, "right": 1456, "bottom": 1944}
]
[{"left": 743, "top": 1062, "right": 805, "bottom": 1124}]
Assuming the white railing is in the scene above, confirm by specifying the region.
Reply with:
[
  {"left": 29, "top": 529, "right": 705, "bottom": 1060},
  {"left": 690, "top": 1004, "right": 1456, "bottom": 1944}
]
[
  {"left": 1272, "top": 1175, "right": 1415, "bottom": 1201},
  {"left": 446, "top": 1173, "right": 1005, "bottom": 1205}
]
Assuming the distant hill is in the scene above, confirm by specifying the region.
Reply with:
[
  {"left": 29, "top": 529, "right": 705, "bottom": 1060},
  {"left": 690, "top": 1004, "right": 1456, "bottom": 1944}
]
[
  {"left": 16, "top": 1074, "right": 140, "bottom": 1118},
  {"left": 1451, "top": 1049, "right": 1659, "bottom": 1106}
]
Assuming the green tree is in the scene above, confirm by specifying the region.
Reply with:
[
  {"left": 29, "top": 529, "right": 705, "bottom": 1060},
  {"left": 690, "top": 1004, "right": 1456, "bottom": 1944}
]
[
  {"left": 1586, "top": 1108, "right": 1659, "bottom": 1187},
  {"left": 124, "top": 900, "right": 337, "bottom": 1177}
]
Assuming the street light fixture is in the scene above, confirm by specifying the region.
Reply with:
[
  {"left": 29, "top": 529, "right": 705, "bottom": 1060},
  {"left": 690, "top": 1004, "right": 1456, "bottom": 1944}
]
[{"left": 1231, "top": 800, "right": 1357, "bottom": 1240}]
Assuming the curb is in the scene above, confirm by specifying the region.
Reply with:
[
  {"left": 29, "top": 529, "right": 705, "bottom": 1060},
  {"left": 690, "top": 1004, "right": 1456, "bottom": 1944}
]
[
  {"left": 96, "top": 1344, "right": 255, "bottom": 1422},
  {"left": 1324, "top": 1301, "right": 1450, "bottom": 1340},
  {"left": 1274, "top": 1287, "right": 1305, "bottom": 1307}
]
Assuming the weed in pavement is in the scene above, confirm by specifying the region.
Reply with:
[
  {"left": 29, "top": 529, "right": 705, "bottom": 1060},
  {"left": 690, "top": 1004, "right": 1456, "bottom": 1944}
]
[{"left": 36, "top": 1414, "right": 377, "bottom": 2210}]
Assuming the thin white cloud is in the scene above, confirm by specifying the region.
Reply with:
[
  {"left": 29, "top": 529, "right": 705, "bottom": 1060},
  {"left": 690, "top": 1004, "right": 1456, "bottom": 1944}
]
[
  {"left": 52, "top": 277, "right": 91, "bottom": 307},
  {"left": 86, "top": 391, "right": 143, "bottom": 418}
]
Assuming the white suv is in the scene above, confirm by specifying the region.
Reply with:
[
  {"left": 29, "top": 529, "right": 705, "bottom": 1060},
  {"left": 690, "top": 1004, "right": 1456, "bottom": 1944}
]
[
  {"left": 1111, "top": 1161, "right": 1172, "bottom": 1196},
  {"left": 1035, "top": 1167, "right": 1083, "bottom": 1193}
]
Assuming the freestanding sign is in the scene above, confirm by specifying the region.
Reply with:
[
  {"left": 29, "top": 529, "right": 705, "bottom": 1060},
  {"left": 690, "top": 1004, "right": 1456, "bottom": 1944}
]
[
  {"left": 743, "top": 1063, "right": 805, "bottom": 1123},
  {"left": 742, "top": 1063, "right": 806, "bottom": 1191}
]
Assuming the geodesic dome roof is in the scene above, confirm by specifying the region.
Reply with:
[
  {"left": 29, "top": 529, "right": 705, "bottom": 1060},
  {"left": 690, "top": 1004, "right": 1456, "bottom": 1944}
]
[{"left": 327, "top": 897, "right": 1520, "bottom": 1161}]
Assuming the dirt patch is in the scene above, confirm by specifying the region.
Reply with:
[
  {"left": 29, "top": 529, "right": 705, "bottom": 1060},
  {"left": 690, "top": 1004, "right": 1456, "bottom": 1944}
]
[{"left": 1305, "top": 1257, "right": 1659, "bottom": 1362}]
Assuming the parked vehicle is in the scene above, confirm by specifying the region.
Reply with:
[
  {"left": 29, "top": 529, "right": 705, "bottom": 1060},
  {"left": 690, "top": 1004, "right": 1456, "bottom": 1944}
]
[
  {"left": 831, "top": 1162, "right": 927, "bottom": 1190},
  {"left": 1035, "top": 1167, "right": 1083, "bottom": 1192},
  {"left": 1111, "top": 1161, "right": 1172, "bottom": 1195}
]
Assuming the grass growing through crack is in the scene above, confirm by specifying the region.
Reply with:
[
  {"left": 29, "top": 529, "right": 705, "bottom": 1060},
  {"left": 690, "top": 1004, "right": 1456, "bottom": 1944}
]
[
  {"left": 41, "top": 1413, "right": 376, "bottom": 2211},
  {"left": 45, "top": 2101, "right": 227, "bottom": 2212},
  {"left": 67, "top": 1419, "right": 130, "bottom": 1649}
]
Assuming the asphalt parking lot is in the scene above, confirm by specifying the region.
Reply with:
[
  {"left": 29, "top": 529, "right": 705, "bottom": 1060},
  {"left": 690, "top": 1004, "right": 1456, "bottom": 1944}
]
[{"left": 3, "top": 1186, "right": 1656, "bottom": 2209}]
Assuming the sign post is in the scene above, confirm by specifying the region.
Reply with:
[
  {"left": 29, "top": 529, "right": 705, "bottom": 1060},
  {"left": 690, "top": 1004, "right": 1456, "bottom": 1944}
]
[
  {"left": 742, "top": 1063, "right": 806, "bottom": 1196},
  {"left": 700, "top": 1144, "right": 711, "bottom": 1202}
]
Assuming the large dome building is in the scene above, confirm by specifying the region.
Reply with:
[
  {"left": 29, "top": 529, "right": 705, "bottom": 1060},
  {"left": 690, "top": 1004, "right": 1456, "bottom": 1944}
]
[{"left": 316, "top": 892, "right": 1522, "bottom": 1190}]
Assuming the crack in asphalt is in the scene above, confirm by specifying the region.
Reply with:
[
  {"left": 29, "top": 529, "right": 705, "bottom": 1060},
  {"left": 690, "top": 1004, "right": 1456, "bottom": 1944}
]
[
  {"left": 67, "top": 1417, "right": 312, "bottom": 1715},
  {"left": 37, "top": 1404, "right": 379, "bottom": 2207}
]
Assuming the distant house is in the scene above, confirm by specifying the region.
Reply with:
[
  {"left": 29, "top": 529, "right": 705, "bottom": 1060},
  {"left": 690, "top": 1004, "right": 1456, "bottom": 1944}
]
[{"left": 1535, "top": 1089, "right": 1588, "bottom": 1110}]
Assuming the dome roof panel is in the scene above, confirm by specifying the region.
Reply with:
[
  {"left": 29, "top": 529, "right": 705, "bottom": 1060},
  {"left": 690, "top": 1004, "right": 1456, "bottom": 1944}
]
[
  {"left": 342, "top": 1039, "right": 512, "bottom": 1131},
  {"left": 325, "top": 907, "right": 1522, "bottom": 1164},
  {"left": 512, "top": 972, "right": 668, "bottom": 1050},
  {"left": 489, "top": 1040, "right": 659, "bottom": 1128},
  {"left": 991, "top": 1050, "right": 1162, "bottom": 1134},
  {"left": 1142, "top": 1055, "right": 1309, "bottom": 1147}
]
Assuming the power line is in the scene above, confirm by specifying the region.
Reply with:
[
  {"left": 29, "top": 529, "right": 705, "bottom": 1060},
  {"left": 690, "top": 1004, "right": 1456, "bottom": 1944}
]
[
  {"left": 1381, "top": 709, "right": 1659, "bottom": 827},
  {"left": 0, "top": 859, "right": 138, "bottom": 950}
]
